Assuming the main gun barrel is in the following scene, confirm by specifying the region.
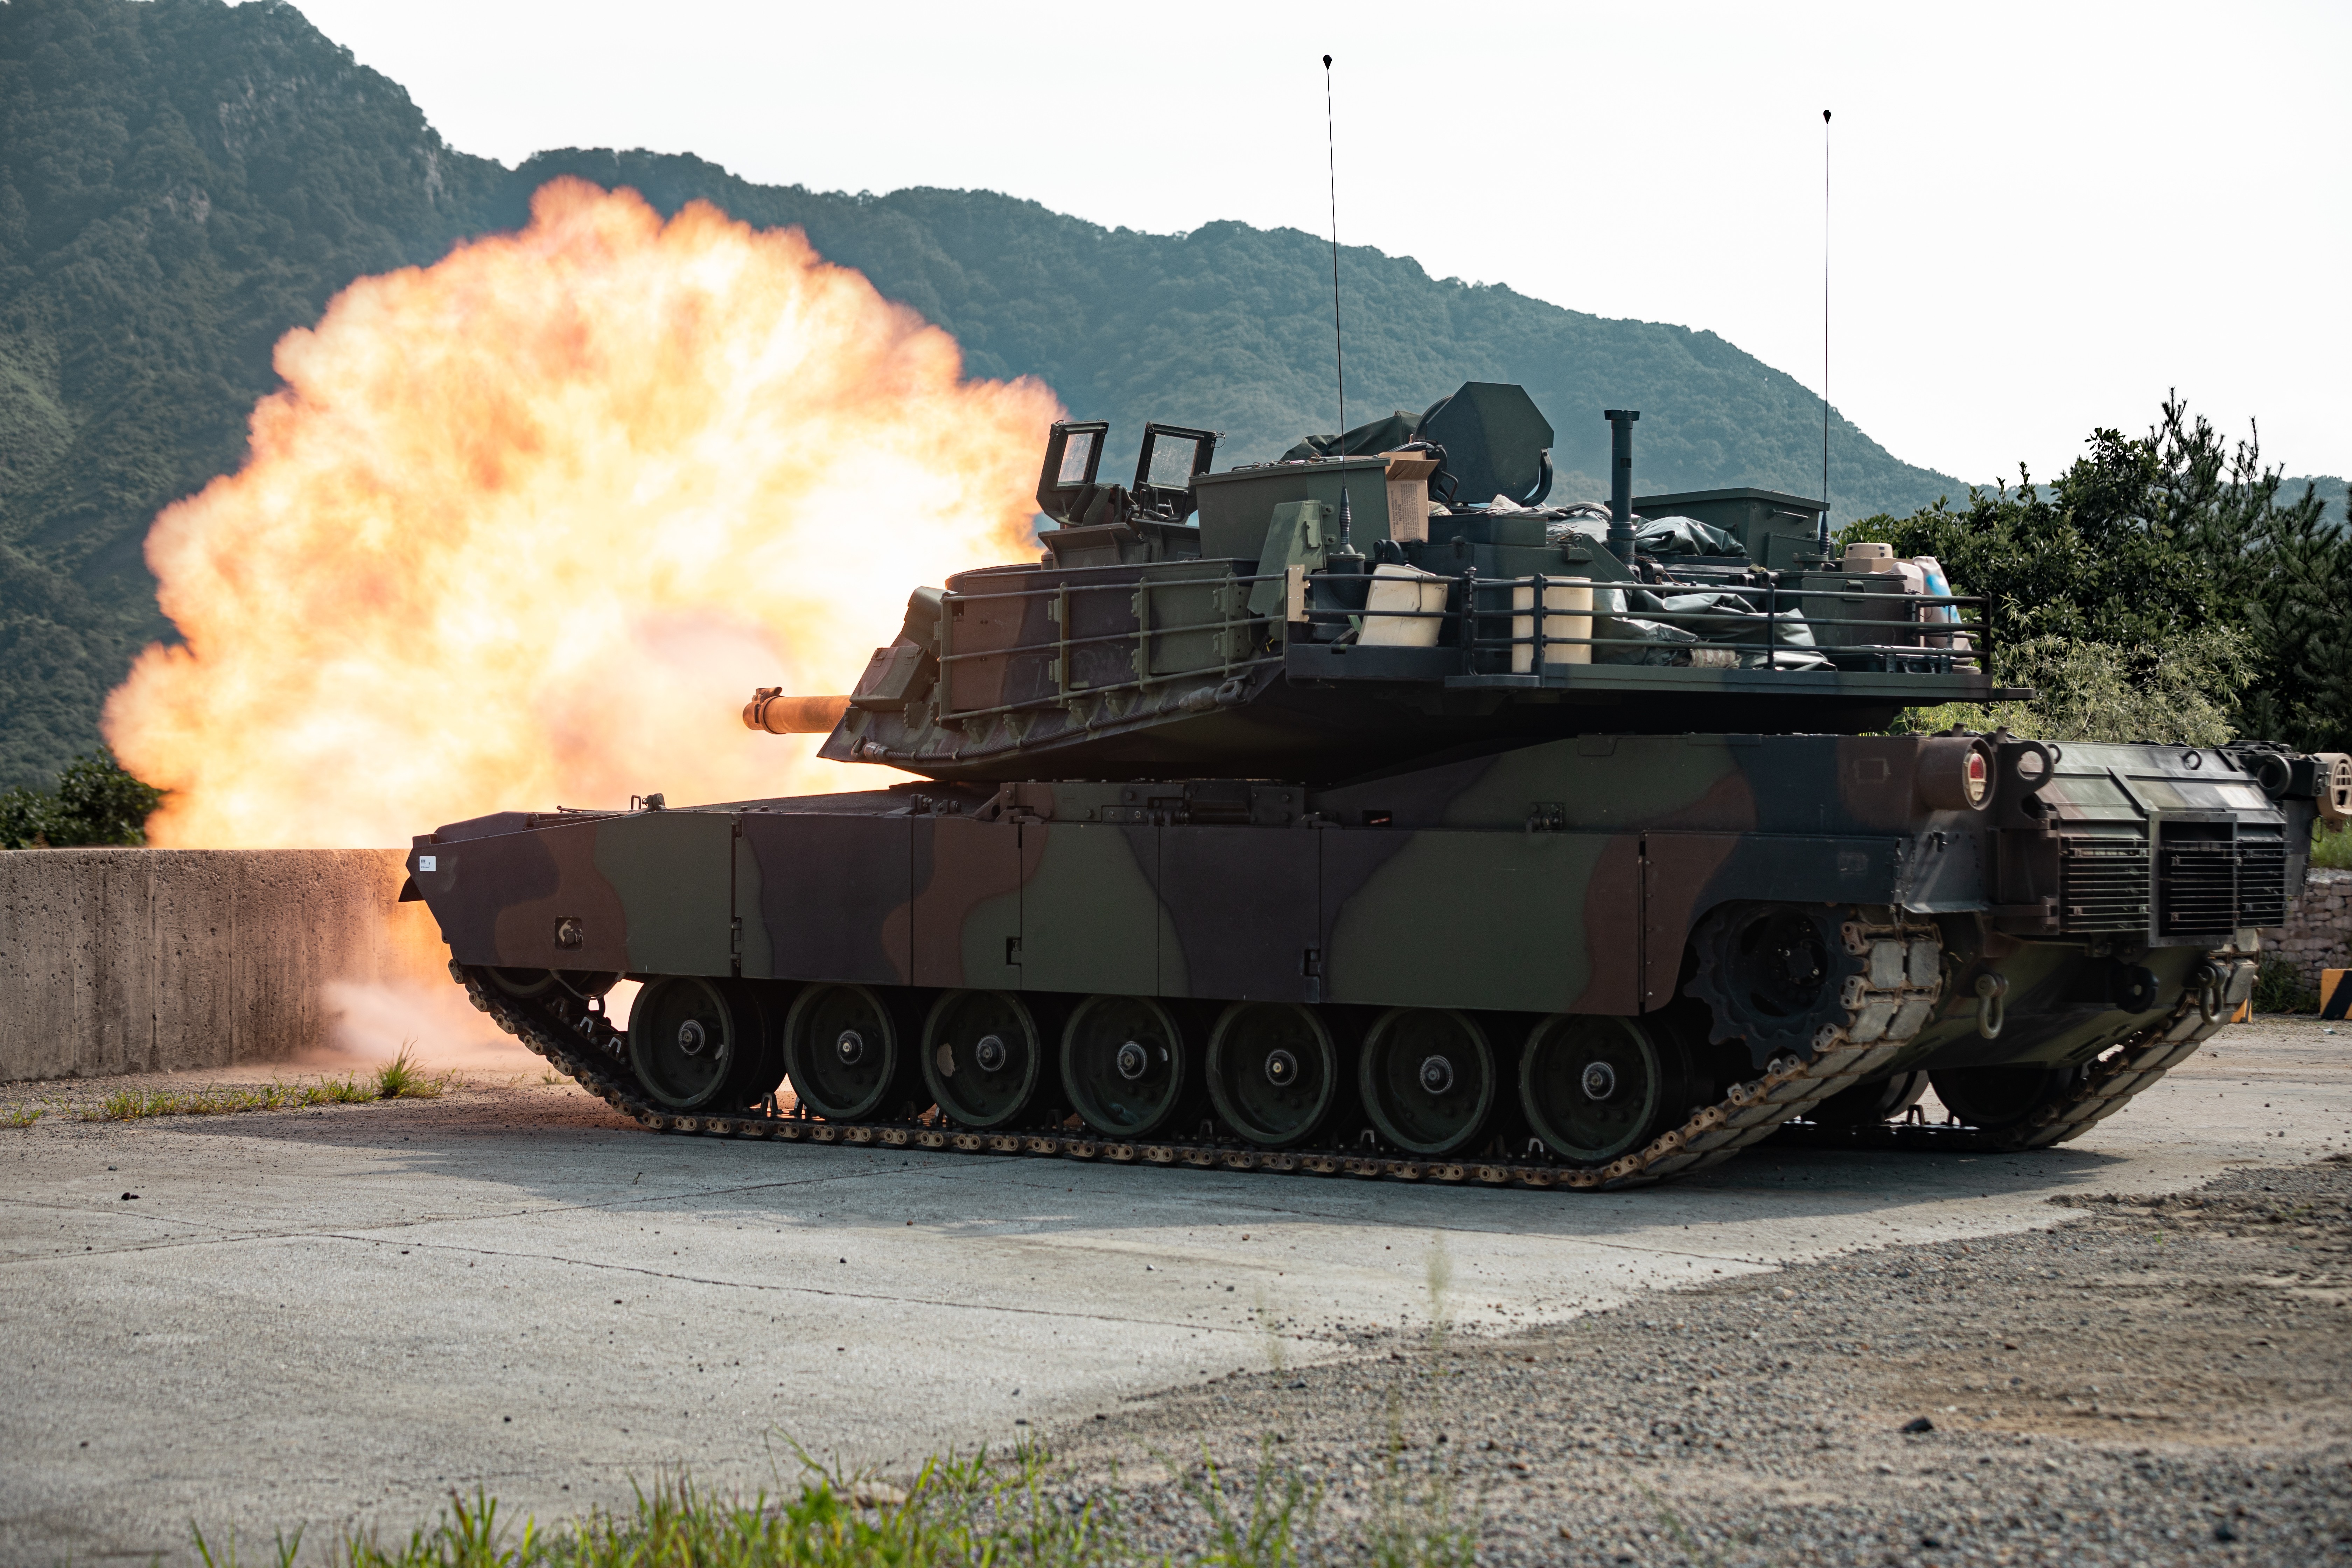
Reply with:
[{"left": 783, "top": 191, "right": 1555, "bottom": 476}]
[{"left": 742, "top": 690, "right": 850, "bottom": 735}]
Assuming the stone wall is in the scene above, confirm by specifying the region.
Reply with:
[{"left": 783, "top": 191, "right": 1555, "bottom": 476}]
[
  {"left": 0, "top": 849, "right": 450, "bottom": 1083},
  {"left": 2258, "top": 866, "right": 2352, "bottom": 988}
]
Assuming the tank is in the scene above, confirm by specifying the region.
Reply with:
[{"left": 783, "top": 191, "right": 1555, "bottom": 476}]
[{"left": 405, "top": 387, "right": 2351, "bottom": 1189}]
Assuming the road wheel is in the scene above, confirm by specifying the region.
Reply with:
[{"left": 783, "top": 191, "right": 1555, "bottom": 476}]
[
  {"left": 483, "top": 968, "right": 618, "bottom": 1002},
  {"left": 1520, "top": 1014, "right": 1684, "bottom": 1164},
  {"left": 1358, "top": 1008, "right": 1496, "bottom": 1157},
  {"left": 488, "top": 966, "right": 561, "bottom": 999},
  {"left": 628, "top": 975, "right": 763, "bottom": 1112},
  {"left": 1930, "top": 1064, "right": 2087, "bottom": 1133},
  {"left": 1061, "top": 995, "right": 1190, "bottom": 1139},
  {"left": 1205, "top": 1002, "right": 1339, "bottom": 1148},
  {"left": 922, "top": 990, "right": 1043, "bottom": 1130},
  {"left": 1808, "top": 1069, "right": 1931, "bottom": 1127},
  {"left": 784, "top": 983, "right": 911, "bottom": 1121}
]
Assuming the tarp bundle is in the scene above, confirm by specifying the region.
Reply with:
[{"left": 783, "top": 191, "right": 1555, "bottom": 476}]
[
  {"left": 1624, "top": 588, "right": 1830, "bottom": 669},
  {"left": 1543, "top": 513, "right": 1745, "bottom": 557}
]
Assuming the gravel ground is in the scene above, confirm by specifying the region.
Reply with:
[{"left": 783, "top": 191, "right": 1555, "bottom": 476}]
[{"left": 1062, "top": 1157, "right": 2352, "bottom": 1567}]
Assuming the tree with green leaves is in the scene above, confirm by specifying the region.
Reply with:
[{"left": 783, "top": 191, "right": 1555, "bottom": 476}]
[
  {"left": 0, "top": 750, "right": 164, "bottom": 848},
  {"left": 1847, "top": 396, "right": 2348, "bottom": 753}
]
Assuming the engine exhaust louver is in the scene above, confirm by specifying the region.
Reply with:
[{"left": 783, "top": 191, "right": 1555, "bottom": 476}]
[
  {"left": 2232, "top": 840, "right": 2287, "bottom": 929},
  {"left": 2158, "top": 841, "right": 2239, "bottom": 938},
  {"left": 2057, "top": 837, "right": 2151, "bottom": 934},
  {"left": 2154, "top": 833, "right": 2284, "bottom": 939}
]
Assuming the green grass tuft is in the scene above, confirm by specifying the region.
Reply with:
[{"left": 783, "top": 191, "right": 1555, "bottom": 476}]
[
  {"left": 193, "top": 1433, "right": 1492, "bottom": 1568},
  {"left": 326, "top": 1449, "right": 1141, "bottom": 1568},
  {"left": 373, "top": 1044, "right": 445, "bottom": 1101},
  {"left": 1178, "top": 1439, "right": 1321, "bottom": 1568},
  {"left": 75, "top": 1073, "right": 408, "bottom": 1122},
  {"left": 4, "top": 1103, "right": 44, "bottom": 1128}
]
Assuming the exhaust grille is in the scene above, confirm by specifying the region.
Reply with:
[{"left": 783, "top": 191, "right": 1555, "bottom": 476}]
[
  {"left": 2157, "top": 840, "right": 2238, "bottom": 938},
  {"left": 2234, "top": 839, "right": 2288, "bottom": 928},
  {"left": 2057, "top": 836, "right": 2150, "bottom": 933},
  {"left": 2154, "top": 833, "right": 2287, "bottom": 937}
]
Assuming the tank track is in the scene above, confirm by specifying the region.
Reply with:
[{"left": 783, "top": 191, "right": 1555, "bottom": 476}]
[
  {"left": 449, "top": 911, "right": 1951, "bottom": 1191},
  {"left": 1770, "top": 953, "right": 2257, "bottom": 1155}
]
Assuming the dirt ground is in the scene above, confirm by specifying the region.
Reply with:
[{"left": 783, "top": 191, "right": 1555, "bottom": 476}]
[{"left": 1071, "top": 1157, "right": 2352, "bottom": 1567}]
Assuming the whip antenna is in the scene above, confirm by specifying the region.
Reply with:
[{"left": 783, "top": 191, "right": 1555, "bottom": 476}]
[
  {"left": 1323, "top": 54, "right": 1346, "bottom": 444},
  {"left": 1821, "top": 107, "right": 1831, "bottom": 550}
]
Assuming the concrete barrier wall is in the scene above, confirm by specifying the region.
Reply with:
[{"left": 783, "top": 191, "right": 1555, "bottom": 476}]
[{"left": 0, "top": 849, "right": 451, "bottom": 1083}]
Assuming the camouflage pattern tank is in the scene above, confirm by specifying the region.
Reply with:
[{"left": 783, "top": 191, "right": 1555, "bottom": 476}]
[{"left": 406, "top": 387, "right": 2350, "bottom": 1188}]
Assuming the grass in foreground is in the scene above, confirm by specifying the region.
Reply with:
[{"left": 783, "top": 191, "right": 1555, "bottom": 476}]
[
  {"left": 370, "top": 1045, "right": 442, "bottom": 1102},
  {"left": 87, "top": 1078, "right": 377, "bottom": 1121},
  {"left": 2, "top": 1045, "right": 457, "bottom": 1127},
  {"left": 182, "top": 1441, "right": 1447, "bottom": 1568},
  {"left": 194, "top": 1245, "right": 1485, "bottom": 1567},
  {"left": 186, "top": 1442, "right": 1485, "bottom": 1568}
]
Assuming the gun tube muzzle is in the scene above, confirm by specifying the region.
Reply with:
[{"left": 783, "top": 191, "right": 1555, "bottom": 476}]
[{"left": 742, "top": 690, "right": 851, "bottom": 735}]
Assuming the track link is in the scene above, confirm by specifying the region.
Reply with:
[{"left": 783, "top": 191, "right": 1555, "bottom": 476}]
[
  {"left": 1772, "top": 954, "right": 2258, "bottom": 1154},
  {"left": 450, "top": 917, "right": 2196, "bottom": 1190}
]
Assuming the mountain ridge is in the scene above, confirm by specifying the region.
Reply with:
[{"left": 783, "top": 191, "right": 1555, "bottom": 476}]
[{"left": 493, "top": 146, "right": 1969, "bottom": 515}]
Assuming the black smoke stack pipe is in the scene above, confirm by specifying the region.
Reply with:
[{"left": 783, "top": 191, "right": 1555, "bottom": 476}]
[{"left": 1604, "top": 408, "right": 1640, "bottom": 560}]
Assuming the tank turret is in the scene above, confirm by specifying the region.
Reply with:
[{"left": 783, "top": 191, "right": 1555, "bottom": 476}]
[{"left": 761, "top": 384, "right": 2012, "bottom": 785}]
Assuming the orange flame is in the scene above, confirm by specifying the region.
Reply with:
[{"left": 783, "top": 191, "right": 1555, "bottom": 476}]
[{"left": 105, "top": 179, "right": 1060, "bottom": 848}]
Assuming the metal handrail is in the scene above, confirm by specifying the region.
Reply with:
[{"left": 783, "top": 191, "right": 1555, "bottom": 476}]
[
  {"left": 1308, "top": 573, "right": 1988, "bottom": 671},
  {"left": 937, "top": 570, "right": 1277, "bottom": 716},
  {"left": 927, "top": 565, "right": 1992, "bottom": 700}
]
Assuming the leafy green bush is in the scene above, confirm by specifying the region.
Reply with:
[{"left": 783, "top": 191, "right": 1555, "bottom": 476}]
[
  {"left": 1896, "top": 626, "right": 2250, "bottom": 746},
  {"left": 2252, "top": 958, "right": 2320, "bottom": 1015},
  {"left": 1853, "top": 396, "right": 2350, "bottom": 755},
  {"left": 2314, "top": 823, "right": 2352, "bottom": 872},
  {"left": 0, "top": 750, "right": 164, "bottom": 848}
]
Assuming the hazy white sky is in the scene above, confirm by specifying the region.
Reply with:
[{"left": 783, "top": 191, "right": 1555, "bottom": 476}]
[{"left": 294, "top": 0, "right": 2350, "bottom": 486}]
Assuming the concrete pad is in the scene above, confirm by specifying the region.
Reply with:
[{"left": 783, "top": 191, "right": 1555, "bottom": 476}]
[{"left": 2, "top": 1015, "right": 2346, "bottom": 1563}]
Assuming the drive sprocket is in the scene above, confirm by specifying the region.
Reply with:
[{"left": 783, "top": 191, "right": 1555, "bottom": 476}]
[{"left": 1687, "top": 902, "right": 1941, "bottom": 1066}]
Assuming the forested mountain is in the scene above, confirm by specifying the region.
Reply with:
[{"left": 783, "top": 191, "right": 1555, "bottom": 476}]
[
  {"left": 0, "top": 0, "right": 2332, "bottom": 790},
  {"left": 486, "top": 149, "right": 1963, "bottom": 515},
  {"left": 0, "top": 0, "right": 500, "bottom": 787}
]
